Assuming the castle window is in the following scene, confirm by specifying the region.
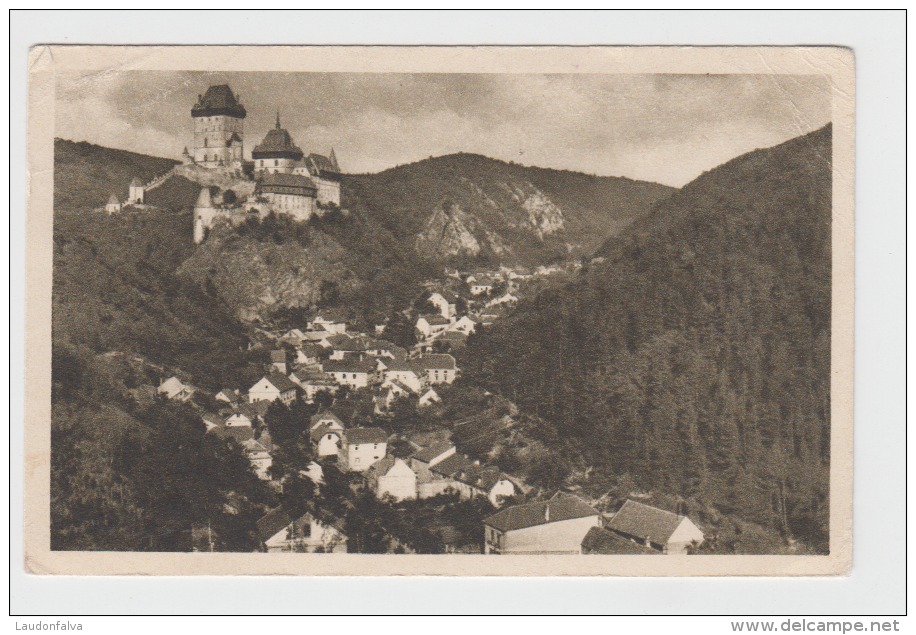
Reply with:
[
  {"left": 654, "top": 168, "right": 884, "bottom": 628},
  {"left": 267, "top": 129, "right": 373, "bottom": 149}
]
[
  {"left": 274, "top": 160, "right": 279, "bottom": 167},
  {"left": 204, "top": 138, "right": 208, "bottom": 147}
]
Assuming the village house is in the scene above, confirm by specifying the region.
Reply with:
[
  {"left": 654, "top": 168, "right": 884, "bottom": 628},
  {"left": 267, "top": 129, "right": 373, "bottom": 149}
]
[
  {"left": 280, "top": 328, "right": 306, "bottom": 346},
  {"left": 417, "top": 452, "right": 475, "bottom": 499},
  {"left": 215, "top": 388, "right": 242, "bottom": 405},
  {"left": 256, "top": 507, "right": 347, "bottom": 553},
  {"left": 269, "top": 350, "right": 287, "bottom": 374},
  {"left": 483, "top": 492, "right": 601, "bottom": 555},
  {"left": 338, "top": 427, "right": 388, "bottom": 472},
  {"left": 603, "top": 499, "right": 705, "bottom": 554},
  {"left": 311, "top": 423, "right": 344, "bottom": 458},
  {"left": 309, "top": 411, "right": 346, "bottom": 458},
  {"left": 327, "top": 335, "right": 368, "bottom": 360},
  {"left": 248, "top": 372, "right": 298, "bottom": 405},
  {"left": 323, "top": 358, "right": 377, "bottom": 390},
  {"left": 209, "top": 423, "right": 255, "bottom": 444},
  {"left": 294, "top": 343, "right": 324, "bottom": 366},
  {"left": 427, "top": 291, "right": 457, "bottom": 321},
  {"left": 580, "top": 526, "right": 660, "bottom": 555},
  {"left": 201, "top": 412, "right": 222, "bottom": 431},
  {"left": 242, "top": 438, "right": 273, "bottom": 480},
  {"left": 415, "top": 353, "right": 459, "bottom": 384},
  {"left": 224, "top": 411, "right": 253, "bottom": 428},
  {"left": 448, "top": 315, "right": 477, "bottom": 335},
  {"left": 470, "top": 277, "right": 495, "bottom": 296},
  {"left": 453, "top": 464, "right": 517, "bottom": 507},
  {"left": 380, "top": 359, "right": 425, "bottom": 393},
  {"left": 157, "top": 376, "right": 194, "bottom": 402},
  {"left": 410, "top": 441, "right": 457, "bottom": 485},
  {"left": 418, "top": 387, "right": 441, "bottom": 408},
  {"left": 300, "top": 376, "right": 339, "bottom": 402},
  {"left": 309, "top": 315, "right": 347, "bottom": 334},
  {"left": 366, "top": 457, "right": 418, "bottom": 501},
  {"left": 415, "top": 314, "right": 451, "bottom": 340}
]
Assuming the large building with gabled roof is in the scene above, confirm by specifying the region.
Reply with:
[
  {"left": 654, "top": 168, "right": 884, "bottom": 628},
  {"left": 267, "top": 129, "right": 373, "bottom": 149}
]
[{"left": 483, "top": 492, "right": 601, "bottom": 555}]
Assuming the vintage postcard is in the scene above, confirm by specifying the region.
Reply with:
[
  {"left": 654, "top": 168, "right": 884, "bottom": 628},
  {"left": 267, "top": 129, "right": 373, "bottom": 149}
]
[{"left": 25, "top": 45, "right": 854, "bottom": 576}]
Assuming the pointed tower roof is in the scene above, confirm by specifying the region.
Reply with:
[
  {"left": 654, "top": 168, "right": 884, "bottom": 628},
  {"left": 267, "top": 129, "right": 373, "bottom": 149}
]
[
  {"left": 130, "top": 177, "right": 144, "bottom": 187},
  {"left": 252, "top": 113, "right": 303, "bottom": 160},
  {"left": 107, "top": 193, "right": 121, "bottom": 205},
  {"left": 195, "top": 187, "right": 214, "bottom": 209},
  {"left": 191, "top": 84, "right": 247, "bottom": 119},
  {"left": 329, "top": 148, "right": 340, "bottom": 171}
]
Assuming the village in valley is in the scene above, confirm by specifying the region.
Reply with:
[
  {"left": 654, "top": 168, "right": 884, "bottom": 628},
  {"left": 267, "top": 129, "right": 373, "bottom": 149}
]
[{"left": 102, "top": 84, "right": 706, "bottom": 556}]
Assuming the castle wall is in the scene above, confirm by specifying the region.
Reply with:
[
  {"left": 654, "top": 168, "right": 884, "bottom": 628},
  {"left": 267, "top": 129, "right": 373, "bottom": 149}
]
[
  {"left": 315, "top": 178, "right": 341, "bottom": 206},
  {"left": 254, "top": 157, "right": 298, "bottom": 174},
  {"left": 261, "top": 192, "right": 316, "bottom": 221}
]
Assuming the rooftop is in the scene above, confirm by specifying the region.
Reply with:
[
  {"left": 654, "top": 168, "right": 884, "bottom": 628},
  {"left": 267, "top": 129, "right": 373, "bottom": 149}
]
[
  {"left": 581, "top": 526, "right": 660, "bottom": 555},
  {"left": 411, "top": 441, "right": 455, "bottom": 464},
  {"left": 192, "top": 84, "right": 247, "bottom": 119},
  {"left": 605, "top": 500, "right": 688, "bottom": 545},
  {"left": 484, "top": 492, "right": 598, "bottom": 533},
  {"left": 344, "top": 427, "right": 388, "bottom": 445},
  {"left": 252, "top": 114, "right": 303, "bottom": 159}
]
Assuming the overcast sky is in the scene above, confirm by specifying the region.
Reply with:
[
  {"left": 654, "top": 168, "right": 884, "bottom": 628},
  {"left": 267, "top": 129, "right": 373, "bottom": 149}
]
[{"left": 56, "top": 71, "right": 830, "bottom": 187}]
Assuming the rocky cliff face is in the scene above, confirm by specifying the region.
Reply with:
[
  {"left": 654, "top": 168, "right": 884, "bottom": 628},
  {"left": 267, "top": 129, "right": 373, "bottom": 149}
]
[
  {"left": 178, "top": 227, "right": 360, "bottom": 322},
  {"left": 345, "top": 153, "right": 674, "bottom": 266}
]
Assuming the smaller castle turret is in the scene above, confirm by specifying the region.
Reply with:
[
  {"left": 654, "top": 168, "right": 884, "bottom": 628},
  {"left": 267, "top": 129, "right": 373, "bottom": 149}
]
[
  {"left": 105, "top": 193, "right": 122, "bottom": 215},
  {"left": 129, "top": 177, "right": 145, "bottom": 204},
  {"left": 193, "top": 187, "right": 218, "bottom": 244}
]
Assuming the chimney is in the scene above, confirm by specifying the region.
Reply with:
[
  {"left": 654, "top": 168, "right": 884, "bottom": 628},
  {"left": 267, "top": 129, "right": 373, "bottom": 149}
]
[{"left": 544, "top": 503, "right": 550, "bottom": 523}]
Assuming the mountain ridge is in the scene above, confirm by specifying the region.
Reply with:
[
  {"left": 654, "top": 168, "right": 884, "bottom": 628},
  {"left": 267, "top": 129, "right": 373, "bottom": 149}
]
[{"left": 460, "top": 124, "right": 833, "bottom": 552}]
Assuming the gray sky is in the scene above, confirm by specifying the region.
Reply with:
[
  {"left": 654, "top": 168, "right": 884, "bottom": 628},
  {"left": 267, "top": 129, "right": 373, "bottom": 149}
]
[{"left": 56, "top": 71, "right": 830, "bottom": 187}]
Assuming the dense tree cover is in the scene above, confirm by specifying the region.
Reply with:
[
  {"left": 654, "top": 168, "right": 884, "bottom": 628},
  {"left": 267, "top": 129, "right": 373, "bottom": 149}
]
[
  {"left": 54, "top": 139, "right": 179, "bottom": 212},
  {"left": 51, "top": 344, "right": 273, "bottom": 551},
  {"left": 461, "top": 126, "right": 833, "bottom": 552},
  {"left": 53, "top": 207, "right": 252, "bottom": 391},
  {"left": 344, "top": 152, "right": 674, "bottom": 265}
]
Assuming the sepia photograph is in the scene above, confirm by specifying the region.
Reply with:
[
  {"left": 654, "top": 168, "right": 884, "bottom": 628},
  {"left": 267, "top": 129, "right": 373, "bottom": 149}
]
[{"left": 24, "top": 44, "right": 855, "bottom": 577}]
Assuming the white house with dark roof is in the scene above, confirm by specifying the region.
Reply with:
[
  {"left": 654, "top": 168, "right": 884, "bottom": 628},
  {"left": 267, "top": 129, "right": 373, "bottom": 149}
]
[
  {"left": 248, "top": 372, "right": 298, "bottom": 405},
  {"left": 604, "top": 499, "right": 704, "bottom": 554},
  {"left": 416, "top": 314, "right": 451, "bottom": 340},
  {"left": 256, "top": 507, "right": 347, "bottom": 553},
  {"left": 410, "top": 442, "right": 456, "bottom": 485},
  {"left": 427, "top": 292, "right": 457, "bottom": 321},
  {"left": 367, "top": 457, "right": 417, "bottom": 501},
  {"left": 158, "top": 376, "right": 194, "bottom": 402},
  {"left": 338, "top": 427, "right": 388, "bottom": 472},
  {"left": 418, "top": 387, "right": 441, "bottom": 408},
  {"left": 483, "top": 492, "right": 601, "bottom": 554},
  {"left": 415, "top": 353, "right": 459, "bottom": 384},
  {"left": 381, "top": 359, "right": 425, "bottom": 393},
  {"left": 323, "top": 358, "right": 377, "bottom": 390},
  {"left": 269, "top": 349, "right": 287, "bottom": 374}
]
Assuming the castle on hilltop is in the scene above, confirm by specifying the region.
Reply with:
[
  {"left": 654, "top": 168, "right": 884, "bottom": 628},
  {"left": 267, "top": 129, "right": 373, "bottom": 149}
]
[{"left": 107, "top": 83, "right": 344, "bottom": 243}]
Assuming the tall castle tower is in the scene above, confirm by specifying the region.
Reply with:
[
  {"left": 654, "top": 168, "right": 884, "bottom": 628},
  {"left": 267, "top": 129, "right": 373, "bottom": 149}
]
[{"left": 191, "top": 85, "right": 246, "bottom": 168}]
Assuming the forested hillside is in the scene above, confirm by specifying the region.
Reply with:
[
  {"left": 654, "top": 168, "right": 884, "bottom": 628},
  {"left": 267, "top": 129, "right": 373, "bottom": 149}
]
[
  {"left": 344, "top": 153, "right": 674, "bottom": 266},
  {"left": 461, "top": 125, "right": 833, "bottom": 552},
  {"left": 54, "top": 139, "right": 179, "bottom": 212}
]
